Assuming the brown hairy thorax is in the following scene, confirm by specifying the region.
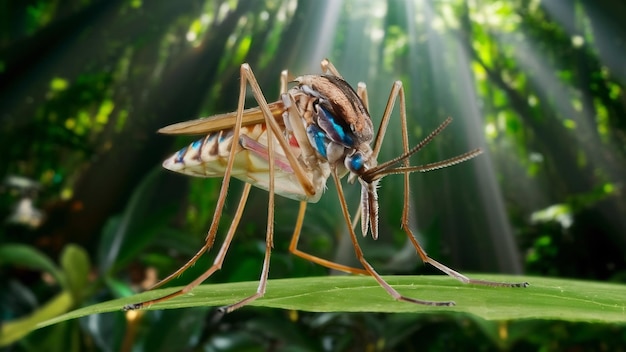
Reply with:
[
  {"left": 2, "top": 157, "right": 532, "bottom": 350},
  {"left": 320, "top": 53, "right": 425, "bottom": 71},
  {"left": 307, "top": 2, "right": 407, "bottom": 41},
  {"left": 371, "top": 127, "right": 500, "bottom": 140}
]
[{"left": 294, "top": 75, "right": 373, "bottom": 145}]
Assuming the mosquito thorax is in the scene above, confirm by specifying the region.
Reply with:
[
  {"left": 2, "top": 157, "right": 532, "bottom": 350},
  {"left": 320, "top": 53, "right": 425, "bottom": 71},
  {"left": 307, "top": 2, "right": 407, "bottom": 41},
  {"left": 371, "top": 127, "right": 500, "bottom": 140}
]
[
  {"left": 291, "top": 74, "right": 377, "bottom": 178},
  {"left": 294, "top": 75, "right": 373, "bottom": 144}
]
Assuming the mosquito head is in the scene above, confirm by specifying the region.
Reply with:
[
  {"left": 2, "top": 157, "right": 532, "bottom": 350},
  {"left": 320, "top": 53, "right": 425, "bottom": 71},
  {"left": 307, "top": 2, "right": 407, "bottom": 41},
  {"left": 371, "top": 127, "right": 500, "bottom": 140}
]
[{"left": 340, "top": 147, "right": 380, "bottom": 239}]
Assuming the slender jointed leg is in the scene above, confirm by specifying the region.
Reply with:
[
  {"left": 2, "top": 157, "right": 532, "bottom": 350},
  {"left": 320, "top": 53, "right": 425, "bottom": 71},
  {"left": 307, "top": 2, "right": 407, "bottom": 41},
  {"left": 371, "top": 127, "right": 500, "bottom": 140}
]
[
  {"left": 123, "top": 162, "right": 252, "bottom": 310},
  {"left": 321, "top": 58, "right": 342, "bottom": 78},
  {"left": 122, "top": 64, "right": 260, "bottom": 310},
  {"left": 332, "top": 170, "right": 455, "bottom": 306},
  {"left": 218, "top": 66, "right": 278, "bottom": 313},
  {"left": 373, "top": 80, "right": 529, "bottom": 290},
  {"left": 125, "top": 183, "right": 252, "bottom": 310},
  {"left": 288, "top": 200, "right": 369, "bottom": 275}
]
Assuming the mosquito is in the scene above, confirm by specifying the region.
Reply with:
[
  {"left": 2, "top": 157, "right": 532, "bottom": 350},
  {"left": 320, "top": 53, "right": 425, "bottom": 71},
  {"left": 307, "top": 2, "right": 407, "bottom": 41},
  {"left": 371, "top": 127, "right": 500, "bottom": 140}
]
[{"left": 123, "top": 59, "right": 528, "bottom": 314}]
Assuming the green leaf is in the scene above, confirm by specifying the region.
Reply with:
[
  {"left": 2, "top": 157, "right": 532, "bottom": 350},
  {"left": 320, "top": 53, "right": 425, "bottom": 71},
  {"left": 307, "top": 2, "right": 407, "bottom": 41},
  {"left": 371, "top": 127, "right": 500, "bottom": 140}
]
[
  {"left": 33, "top": 274, "right": 626, "bottom": 332},
  {"left": 0, "top": 291, "right": 73, "bottom": 347},
  {"left": 60, "top": 244, "right": 91, "bottom": 301},
  {"left": 0, "top": 244, "right": 67, "bottom": 289}
]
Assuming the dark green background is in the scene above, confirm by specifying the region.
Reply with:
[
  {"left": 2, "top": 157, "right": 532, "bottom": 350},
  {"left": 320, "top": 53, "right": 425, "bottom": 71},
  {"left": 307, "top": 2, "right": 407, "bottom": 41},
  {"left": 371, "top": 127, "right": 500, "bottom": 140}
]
[{"left": 1, "top": 0, "right": 625, "bottom": 350}]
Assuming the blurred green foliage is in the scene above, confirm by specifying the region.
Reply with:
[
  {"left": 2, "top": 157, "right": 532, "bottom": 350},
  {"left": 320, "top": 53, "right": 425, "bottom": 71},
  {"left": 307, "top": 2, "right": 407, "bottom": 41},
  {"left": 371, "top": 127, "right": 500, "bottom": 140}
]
[{"left": 1, "top": 0, "right": 625, "bottom": 350}]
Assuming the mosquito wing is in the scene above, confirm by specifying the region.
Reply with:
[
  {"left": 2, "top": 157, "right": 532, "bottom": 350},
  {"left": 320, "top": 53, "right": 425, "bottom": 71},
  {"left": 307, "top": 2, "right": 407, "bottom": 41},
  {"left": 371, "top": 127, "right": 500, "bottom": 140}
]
[{"left": 158, "top": 101, "right": 286, "bottom": 135}]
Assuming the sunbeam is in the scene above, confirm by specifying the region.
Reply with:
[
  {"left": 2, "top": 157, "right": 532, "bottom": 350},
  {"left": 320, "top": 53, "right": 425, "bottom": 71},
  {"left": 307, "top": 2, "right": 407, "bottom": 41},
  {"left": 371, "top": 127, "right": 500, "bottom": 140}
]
[{"left": 3, "top": 1, "right": 625, "bottom": 349}]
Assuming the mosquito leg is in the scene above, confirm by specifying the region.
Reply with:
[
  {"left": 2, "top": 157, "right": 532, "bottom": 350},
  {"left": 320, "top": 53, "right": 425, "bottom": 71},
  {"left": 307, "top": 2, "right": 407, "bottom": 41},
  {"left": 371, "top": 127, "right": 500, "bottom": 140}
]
[
  {"left": 332, "top": 171, "right": 455, "bottom": 306},
  {"left": 288, "top": 201, "right": 369, "bottom": 275},
  {"left": 401, "top": 226, "right": 528, "bottom": 287},
  {"left": 123, "top": 183, "right": 253, "bottom": 310},
  {"left": 146, "top": 242, "right": 208, "bottom": 291},
  {"left": 369, "top": 81, "right": 402, "bottom": 158},
  {"left": 356, "top": 82, "right": 369, "bottom": 111},
  {"left": 217, "top": 66, "right": 279, "bottom": 313},
  {"left": 321, "top": 58, "right": 343, "bottom": 78},
  {"left": 245, "top": 65, "right": 317, "bottom": 198},
  {"left": 280, "top": 70, "right": 289, "bottom": 95},
  {"left": 218, "top": 181, "right": 273, "bottom": 313},
  {"left": 388, "top": 81, "right": 529, "bottom": 289},
  {"left": 282, "top": 93, "right": 318, "bottom": 165},
  {"left": 123, "top": 63, "right": 261, "bottom": 310}
]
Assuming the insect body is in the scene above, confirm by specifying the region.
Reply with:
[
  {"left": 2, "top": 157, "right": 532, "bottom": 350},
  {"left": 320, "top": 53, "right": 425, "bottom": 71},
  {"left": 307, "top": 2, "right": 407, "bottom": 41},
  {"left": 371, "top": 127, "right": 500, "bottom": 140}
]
[
  {"left": 164, "top": 73, "right": 381, "bottom": 233},
  {"left": 124, "top": 60, "right": 527, "bottom": 313},
  {"left": 164, "top": 123, "right": 319, "bottom": 202}
]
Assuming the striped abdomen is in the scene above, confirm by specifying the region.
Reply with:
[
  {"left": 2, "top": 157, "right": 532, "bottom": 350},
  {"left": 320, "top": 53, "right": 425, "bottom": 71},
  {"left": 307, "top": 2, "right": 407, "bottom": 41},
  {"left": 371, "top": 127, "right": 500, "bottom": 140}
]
[{"left": 162, "top": 124, "right": 324, "bottom": 202}]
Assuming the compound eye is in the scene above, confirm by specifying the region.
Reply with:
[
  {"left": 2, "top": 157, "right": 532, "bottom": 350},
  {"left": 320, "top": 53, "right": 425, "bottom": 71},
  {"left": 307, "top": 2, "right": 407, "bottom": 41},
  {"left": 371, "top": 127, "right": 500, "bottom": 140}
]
[{"left": 345, "top": 152, "right": 365, "bottom": 174}]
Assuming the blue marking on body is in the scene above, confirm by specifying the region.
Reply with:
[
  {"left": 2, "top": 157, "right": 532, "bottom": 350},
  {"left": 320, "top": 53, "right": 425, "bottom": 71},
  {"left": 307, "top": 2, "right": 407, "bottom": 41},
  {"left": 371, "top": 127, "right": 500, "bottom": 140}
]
[
  {"left": 306, "top": 125, "right": 328, "bottom": 159},
  {"left": 175, "top": 146, "right": 188, "bottom": 163},
  {"left": 318, "top": 107, "right": 354, "bottom": 147},
  {"left": 219, "top": 129, "right": 234, "bottom": 142},
  {"left": 191, "top": 139, "right": 203, "bottom": 150}
]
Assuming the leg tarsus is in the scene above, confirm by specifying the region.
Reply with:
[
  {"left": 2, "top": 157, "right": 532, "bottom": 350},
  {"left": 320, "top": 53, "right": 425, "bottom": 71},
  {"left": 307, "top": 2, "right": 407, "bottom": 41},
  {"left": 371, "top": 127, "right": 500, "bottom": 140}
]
[
  {"left": 123, "top": 184, "right": 253, "bottom": 310},
  {"left": 404, "top": 224, "right": 528, "bottom": 288},
  {"left": 289, "top": 201, "right": 369, "bottom": 275},
  {"left": 332, "top": 170, "right": 456, "bottom": 306}
]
